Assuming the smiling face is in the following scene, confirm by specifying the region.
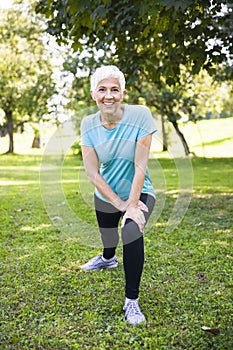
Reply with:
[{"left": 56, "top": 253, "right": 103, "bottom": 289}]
[{"left": 91, "top": 77, "right": 126, "bottom": 118}]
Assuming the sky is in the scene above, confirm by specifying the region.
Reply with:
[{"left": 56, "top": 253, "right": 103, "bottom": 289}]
[{"left": 0, "top": 0, "right": 13, "bottom": 9}]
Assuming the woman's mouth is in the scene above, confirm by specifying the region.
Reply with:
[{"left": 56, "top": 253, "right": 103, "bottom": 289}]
[{"left": 103, "top": 102, "right": 114, "bottom": 105}]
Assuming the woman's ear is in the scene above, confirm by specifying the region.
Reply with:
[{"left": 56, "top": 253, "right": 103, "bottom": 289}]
[
  {"left": 90, "top": 90, "right": 96, "bottom": 101},
  {"left": 121, "top": 89, "right": 127, "bottom": 99}
]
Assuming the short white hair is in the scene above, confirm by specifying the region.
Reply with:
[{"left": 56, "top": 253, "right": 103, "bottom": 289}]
[{"left": 90, "top": 65, "right": 126, "bottom": 92}]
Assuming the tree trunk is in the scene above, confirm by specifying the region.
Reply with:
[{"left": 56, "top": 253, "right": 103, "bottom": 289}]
[
  {"left": 5, "top": 110, "right": 14, "bottom": 153},
  {"left": 171, "top": 120, "right": 191, "bottom": 156},
  {"left": 161, "top": 115, "right": 168, "bottom": 151},
  {"left": 32, "top": 135, "right": 40, "bottom": 148}
]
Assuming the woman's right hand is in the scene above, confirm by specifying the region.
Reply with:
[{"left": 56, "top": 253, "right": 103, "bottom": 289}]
[
  {"left": 116, "top": 199, "right": 148, "bottom": 214},
  {"left": 121, "top": 205, "right": 146, "bottom": 233},
  {"left": 137, "top": 200, "right": 148, "bottom": 213},
  {"left": 114, "top": 198, "right": 148, "bottom": 232}
]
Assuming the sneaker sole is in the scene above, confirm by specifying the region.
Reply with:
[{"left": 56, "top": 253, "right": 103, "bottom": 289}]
[{"left": 80, "top": 263, "right": 118, "bottom": 271}]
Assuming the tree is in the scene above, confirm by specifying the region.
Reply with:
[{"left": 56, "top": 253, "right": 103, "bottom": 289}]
[
  {"left": 125, "top": 76, "right": 195, "bottom": 155},
  {"left": 36, "top": 0, "right": 233, "bottom": 84},
  {"left": 35, "top": 0, "right": 233, "bottom": 155},
  {"left": 125, "top": 67, "right": 232, "bottom": 153},
  {"left": 0, "top": 1, "right": 56, "bottom": 153},
  {"left": 221, "top": 88, "right": 233, "bottom": 117}
]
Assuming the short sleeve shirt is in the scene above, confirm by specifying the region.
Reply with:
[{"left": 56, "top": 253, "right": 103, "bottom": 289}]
[{"left": 81, "top": 104, "right": 157, "bottom": 202}]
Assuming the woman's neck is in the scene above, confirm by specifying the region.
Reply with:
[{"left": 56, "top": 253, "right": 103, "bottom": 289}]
[{"left": 100, "top": 105, "right": 124, "bottom": 128}]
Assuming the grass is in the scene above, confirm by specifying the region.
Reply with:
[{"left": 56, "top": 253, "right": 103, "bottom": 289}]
[
  {"left": 0, "top": 153, "right": 232, "bottom": 349},
  {"left": 1, "top": 117, "right": 233, "bottom": 158},
  {"left": 178, "top": 117, "right": 233, "bottom": 158},
  {"left": 0, "top": 117, "right": 233, "bottom": 349}
]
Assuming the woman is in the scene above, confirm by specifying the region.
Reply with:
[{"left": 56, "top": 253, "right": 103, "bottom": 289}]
[{"left": 80, "top": 65, "right": 157, "bottom": 325}]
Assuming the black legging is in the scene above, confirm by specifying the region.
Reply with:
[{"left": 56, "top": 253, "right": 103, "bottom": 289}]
[{"left": 94, "top": 193, "right": 155, "bottom": 299}]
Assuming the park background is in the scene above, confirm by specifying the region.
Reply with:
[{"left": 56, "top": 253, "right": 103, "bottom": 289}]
[{"left": 0, "top": 0, "right": 232, "bottom": 349}]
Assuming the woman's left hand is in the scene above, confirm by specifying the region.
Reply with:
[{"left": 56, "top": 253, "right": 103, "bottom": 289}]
[{"left": 121, "top": 205, "right": 146, "bottom": 233}]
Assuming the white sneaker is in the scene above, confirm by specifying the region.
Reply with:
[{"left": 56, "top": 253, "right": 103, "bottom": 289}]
[
  {"left": 80, "top": 254, "right": 118, "bottom": 271},
  {"left": 123, "top": 298, "right": 146, "bottom": 325}
]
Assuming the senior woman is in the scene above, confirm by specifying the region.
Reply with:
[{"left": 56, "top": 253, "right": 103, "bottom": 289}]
[{"left": 80, "top": 65, "right": 157, "bottom": 325}]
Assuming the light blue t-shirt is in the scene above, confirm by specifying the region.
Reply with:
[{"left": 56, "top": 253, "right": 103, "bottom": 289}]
[{"left": 81, "top": 104, "right": 157, "bottom": 202}]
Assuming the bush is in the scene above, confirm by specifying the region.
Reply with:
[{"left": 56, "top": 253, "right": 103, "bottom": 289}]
[{"left": 70, "top": 141, "right": 82, "bottom": 158}]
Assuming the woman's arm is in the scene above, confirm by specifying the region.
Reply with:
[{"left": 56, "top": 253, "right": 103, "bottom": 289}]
[
  {"left": 81, "top": 145, "right": 127, "bottom": 211},
  {"left": 121, "top": 134, "right": 152, "bottom": 232},
  {"left": 128, "top": 133, "right": 152, "bottom": 206}
]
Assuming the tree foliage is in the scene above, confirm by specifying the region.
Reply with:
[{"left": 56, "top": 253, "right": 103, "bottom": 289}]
[
  {"left": 0, "top": 1, "right": 56, "bottom": 153},
  {"left": 35, "top": 0, "right": 233, "bottom": 155},
  {"left": 36, "top": 0, "right": 233, "bottom": 85}
]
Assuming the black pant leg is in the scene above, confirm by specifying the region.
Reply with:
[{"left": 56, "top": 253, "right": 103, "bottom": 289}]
[
  {"left": 122, "top": 194, "right": 155, "bottom": 299},
  {"left": 94, "top": 194, "right": 122, "bottom": 259}
]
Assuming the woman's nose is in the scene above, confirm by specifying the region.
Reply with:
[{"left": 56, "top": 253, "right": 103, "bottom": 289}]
[{"left": 105, "top": 90, "right": 113, "bottom": 98}]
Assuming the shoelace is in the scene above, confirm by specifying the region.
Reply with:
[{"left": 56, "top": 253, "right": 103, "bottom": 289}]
[
  {"left": 85, "top": 255, "right": 101, "bottom": 266},
  {"left": 125, "top": 302, "right": 141, "bottom": 318}
]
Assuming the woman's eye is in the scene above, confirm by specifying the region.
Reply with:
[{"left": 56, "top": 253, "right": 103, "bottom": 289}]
[{"left": 97, "top": 87, "right": 120, "bottom": 93}]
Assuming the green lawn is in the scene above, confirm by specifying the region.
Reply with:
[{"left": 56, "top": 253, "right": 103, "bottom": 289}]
[
  {"left": 0, "top": 148, "right": 232, "bottom": 349},
  {"left": 1, "top": 117, "right": 233, "bottom": 157}
]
